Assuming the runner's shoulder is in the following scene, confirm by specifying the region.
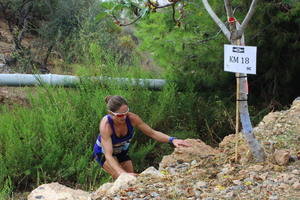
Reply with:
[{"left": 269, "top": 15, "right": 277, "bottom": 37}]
[
  {"left": 100, "top": 116, "right": 112, "bottom": 136},
  {"left": 127, "top": 112, "right": 143, "bottom": 126}
]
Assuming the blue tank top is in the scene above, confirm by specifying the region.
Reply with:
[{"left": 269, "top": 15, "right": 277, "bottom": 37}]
[{"left": 93, "top": 115, "right": 134, "bottom": 155}]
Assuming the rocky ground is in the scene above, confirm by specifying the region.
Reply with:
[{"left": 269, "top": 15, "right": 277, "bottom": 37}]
[{"left": 26, "top": 98, "right": 300, "bottom": 200}]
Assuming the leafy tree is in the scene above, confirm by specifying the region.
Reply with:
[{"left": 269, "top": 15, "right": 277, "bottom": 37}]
[
  {"left": 0, "top": 0, "right": 108, "bottom": 72},
  {"left": 0, "top": 0, "right": 37, "bottom": 70},
  {"left": 244, "top": 0, "right": 300, "bottom": 107}
]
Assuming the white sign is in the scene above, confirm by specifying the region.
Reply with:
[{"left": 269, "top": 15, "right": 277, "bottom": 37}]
[{"left": 224, "top": 44, "right": 257, "bottom": 74}]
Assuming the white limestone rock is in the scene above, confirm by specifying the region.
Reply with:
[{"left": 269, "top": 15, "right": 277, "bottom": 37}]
[
  {"left": 107, "top": 173, "right": 136, "bottom": 194},
  {"left": 140, "top": 166, "right": 164, "bottom": 178},
  {"left": 27, "top": 182, "right": 91, "bottom": 200}
]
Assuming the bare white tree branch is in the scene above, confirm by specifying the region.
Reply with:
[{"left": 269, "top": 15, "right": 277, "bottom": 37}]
[
  {"left": 202, "top": 0, "right": 230, "bottom": 41},
  {"left": 239, "top": 0, "right": 259, "bottom": 35},
  {"left": 224, "top": 0, "right": 233, "bottom": 18}
]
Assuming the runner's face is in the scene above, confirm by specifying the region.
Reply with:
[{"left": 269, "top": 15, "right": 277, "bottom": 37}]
[{"left": 111, "top": 104, "right": 129, "bottom": 121}]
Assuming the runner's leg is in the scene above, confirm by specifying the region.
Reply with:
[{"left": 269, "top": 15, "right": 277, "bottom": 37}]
[{"left": 120, "top": 160, "right": 134, "bottom": 173}]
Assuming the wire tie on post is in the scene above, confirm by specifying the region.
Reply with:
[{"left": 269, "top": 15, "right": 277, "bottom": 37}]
[{"left": 235, "top": 76, "right": 247, "bottom": 78}]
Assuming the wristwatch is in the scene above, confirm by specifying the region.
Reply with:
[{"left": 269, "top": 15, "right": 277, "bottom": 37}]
[{"left": 168, "top": 137, "right": 176, "bottom": 144}]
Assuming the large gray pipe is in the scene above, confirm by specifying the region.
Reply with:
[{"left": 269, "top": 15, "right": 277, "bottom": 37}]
[{"left": 0, "top": 74, "right": 166, "bottom": 90}]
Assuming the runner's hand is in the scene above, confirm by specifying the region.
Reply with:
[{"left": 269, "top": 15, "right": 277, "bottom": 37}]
[
  {"left": 172, "top": 139, "right": 192, "bottom": 148},
  {"left": 120, "top": 172, "right": 139, "bottom": 177}
]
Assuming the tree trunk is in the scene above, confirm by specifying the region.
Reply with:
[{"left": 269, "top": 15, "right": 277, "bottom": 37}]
[
  {"left": 233, "top": 38, "right": 266, "bottom": 162},
  {"left": 202, "top": 0, "right": 266, "bottom": 162}
]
